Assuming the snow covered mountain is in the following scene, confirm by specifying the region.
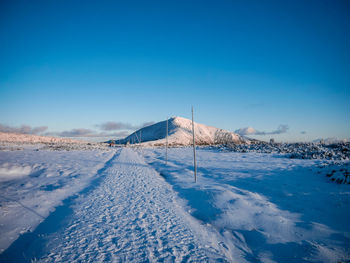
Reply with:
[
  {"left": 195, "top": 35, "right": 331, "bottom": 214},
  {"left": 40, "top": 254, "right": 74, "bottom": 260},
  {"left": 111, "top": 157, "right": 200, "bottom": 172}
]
[{"left": 115, "top": 116, "right": 250, "bottom": 146}]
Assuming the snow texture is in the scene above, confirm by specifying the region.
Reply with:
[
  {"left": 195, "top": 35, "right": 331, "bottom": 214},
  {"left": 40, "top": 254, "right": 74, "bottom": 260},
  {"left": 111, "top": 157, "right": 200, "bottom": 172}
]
[
  {"left": 0, "top": 145, "right": 349, "bottom": 262},
  {"left": 142, "top": 147, "right": 350, "bottom": 262},
  {"left": 29, "top": 148, "right": 236, "bottom": 262},
  {"left": 0, "top": 148, "right": 115, "bottom": 253}
]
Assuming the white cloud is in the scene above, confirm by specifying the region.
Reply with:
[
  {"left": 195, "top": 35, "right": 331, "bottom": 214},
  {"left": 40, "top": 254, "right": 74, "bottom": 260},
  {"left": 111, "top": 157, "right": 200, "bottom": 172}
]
[
  {"left": 235, "top": 125, "right": 289, "bottom": 136},
  {"left": 97, "top": 121, "right": 155, "bottom": 131},
  {"left": 48, "top": 129, "right": 129, "bottom": 138},
  {"left": 234, "top": 127, "right": 257, "bottom": 136},
  {"left": 0, "top": 124, "right": 48, "bottom": 135}
]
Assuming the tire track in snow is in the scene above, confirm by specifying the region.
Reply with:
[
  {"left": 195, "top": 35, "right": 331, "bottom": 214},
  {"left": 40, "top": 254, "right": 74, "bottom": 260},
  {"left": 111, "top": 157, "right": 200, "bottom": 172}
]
[{"left": 37, "top": 148, "right": 231, "bottom": 262}]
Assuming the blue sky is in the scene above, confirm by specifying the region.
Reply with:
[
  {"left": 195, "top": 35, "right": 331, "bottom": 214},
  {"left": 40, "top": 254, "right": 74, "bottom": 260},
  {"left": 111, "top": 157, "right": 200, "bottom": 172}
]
[{"left": 1, "top": 0, "right": 349, "bottom": 142}]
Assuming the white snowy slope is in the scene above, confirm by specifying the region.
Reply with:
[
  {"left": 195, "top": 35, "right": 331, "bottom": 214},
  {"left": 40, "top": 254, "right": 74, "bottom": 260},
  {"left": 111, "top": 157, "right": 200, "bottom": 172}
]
[{"left": 116, "top": 116, "right": 250, "bottom": 146}]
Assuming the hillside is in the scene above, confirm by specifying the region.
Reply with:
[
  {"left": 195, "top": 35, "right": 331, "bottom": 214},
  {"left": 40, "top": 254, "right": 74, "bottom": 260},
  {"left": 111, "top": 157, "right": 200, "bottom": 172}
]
[
  {"left": 115, "top": 116, "right": 250, "bottom": 146},
  {"left": 0, "top": 132, "right": 86, "bottom": 144}
]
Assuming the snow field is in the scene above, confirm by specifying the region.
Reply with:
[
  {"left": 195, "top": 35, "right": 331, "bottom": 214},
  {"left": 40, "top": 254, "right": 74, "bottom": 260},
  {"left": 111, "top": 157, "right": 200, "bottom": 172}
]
[
  {"left": 142, "top": 147, "right": 350, "bottom": 263},
  {"left": 0, "top": 149, "right": 115, "bottom": 253},
  {"left": 0, "top": 146, "right": 349, "bottom": 262}
]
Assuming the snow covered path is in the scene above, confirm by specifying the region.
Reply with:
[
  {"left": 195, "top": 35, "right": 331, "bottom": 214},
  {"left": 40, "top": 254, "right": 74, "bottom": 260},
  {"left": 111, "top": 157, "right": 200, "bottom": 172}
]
[{"left": 2, "top": 148, "right": 229, "bottom": 262}]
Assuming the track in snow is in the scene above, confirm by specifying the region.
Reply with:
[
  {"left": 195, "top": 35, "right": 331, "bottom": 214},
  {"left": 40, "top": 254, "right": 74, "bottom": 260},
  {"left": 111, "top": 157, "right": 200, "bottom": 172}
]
[{"left": 4, "top": 148, "right": 230, "bottom": 262}]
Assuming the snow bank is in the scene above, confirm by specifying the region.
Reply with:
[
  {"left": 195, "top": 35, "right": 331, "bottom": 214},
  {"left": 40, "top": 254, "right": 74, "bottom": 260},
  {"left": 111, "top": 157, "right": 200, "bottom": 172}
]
[{"left": 0, "top": 163, "right": 32, "bottom": 182}]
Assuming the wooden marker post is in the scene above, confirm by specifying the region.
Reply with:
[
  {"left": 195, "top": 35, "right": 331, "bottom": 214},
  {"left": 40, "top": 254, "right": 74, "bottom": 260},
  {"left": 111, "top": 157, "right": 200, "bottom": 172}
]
[
  {"left": 166, "top": 117, "right": 168, "bottom": 165},
  {"left": 192, "top": 106, "right": 197, "bottom": 183}
]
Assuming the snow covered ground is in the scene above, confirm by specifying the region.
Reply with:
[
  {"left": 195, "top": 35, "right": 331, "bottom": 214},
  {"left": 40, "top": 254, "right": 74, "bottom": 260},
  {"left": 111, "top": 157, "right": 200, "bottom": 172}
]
[
  {"left": 224, "top": 142, "right": 350, "bottom": 161},
  {"left": 141, "top": 147, "right": 350, "bottom": 262},
  {"left": 0, "top": 146, "right": 114, "bottom": 254},
  {"left": 0, "top": 145, "right": 349, "bottom": 262}
]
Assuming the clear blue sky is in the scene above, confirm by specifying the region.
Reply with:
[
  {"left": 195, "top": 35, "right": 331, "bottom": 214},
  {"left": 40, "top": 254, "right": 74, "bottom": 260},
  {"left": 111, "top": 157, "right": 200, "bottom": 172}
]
[{"left": 1, "top": 0, "right": 349, "bottom": 142}]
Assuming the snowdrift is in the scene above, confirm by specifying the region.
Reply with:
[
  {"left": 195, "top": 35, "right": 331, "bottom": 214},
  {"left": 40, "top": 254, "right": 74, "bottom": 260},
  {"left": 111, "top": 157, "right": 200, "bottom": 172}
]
[{"left": 114, "top": 116, "right": 250, "bottom": 146}]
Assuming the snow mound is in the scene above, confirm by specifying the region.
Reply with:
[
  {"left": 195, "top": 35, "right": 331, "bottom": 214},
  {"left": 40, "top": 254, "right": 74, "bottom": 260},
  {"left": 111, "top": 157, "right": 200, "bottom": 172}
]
[
  {"left": 0, "top": 163, "right": 32, "bottom": 182},
  {"left": 114, "top": 116, "right": 250, "bottom": 146}
]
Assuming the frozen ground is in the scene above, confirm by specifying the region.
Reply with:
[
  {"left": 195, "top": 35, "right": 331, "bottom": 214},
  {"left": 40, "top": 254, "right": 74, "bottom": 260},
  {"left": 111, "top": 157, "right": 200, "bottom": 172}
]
[{"left": 0, "top": 145, "right": 349, "bottom": 262}]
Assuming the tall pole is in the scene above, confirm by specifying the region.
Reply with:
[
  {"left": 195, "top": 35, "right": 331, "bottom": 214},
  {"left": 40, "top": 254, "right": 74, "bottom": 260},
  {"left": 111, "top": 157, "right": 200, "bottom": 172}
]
[
  {"left": 135, "top": 132, "right": 139, "bottom": 144},
  {"left": 166, "top": 117, "right": 168, "bottom": 165},
  {"left": 192, "top": 106, "right": 197, "bottom": 183}
]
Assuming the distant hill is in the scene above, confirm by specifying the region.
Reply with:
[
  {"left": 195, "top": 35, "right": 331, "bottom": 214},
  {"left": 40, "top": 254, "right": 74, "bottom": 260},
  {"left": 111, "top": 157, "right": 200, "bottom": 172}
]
[
  {"left": 113, "top": 116, "right": 250, "bottom": 146},
  {"left": 0, "top": 132, "right": 86, "bottom": 144}
]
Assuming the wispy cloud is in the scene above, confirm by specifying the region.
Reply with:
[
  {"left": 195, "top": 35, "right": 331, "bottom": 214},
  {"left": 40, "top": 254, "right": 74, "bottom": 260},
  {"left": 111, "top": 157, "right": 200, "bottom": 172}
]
[
  {"left": 109, "top": 131, "right": 130, "bottom": 138},
  {"left": 266, "top": 125, "right": 289, "bottom": 135},
  {"left": 98, "top": 121, "right": 155, "bottom": 131},
  {"left": 235, "top": 125, "right": 289, "bottom": 136},
  {"left": 1, "top": 120, "right": 154, "bottom": 139},
  {"left": 0, "top": 124, "right": 48, "bottom": 135},
  {"left": 48, "top": 129, "right": 129, "bottom": 138},
  {"left": 56, "top": 128, "right": 95, "bottom": 137},
  {"left": 234, "top": 127, "right": 257, "bottom": 136},
  {"left": 140, "top": 121, "right": 155, "bottom": 128},
  {"left": 98, "top": 122, "right": 135, "bottom": 131}
]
